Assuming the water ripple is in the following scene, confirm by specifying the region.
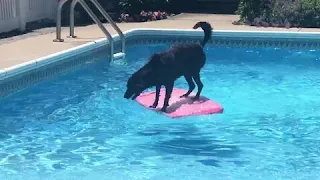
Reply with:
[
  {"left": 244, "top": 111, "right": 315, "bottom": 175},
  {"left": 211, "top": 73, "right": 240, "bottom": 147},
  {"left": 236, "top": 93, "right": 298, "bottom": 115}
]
[{"left": 1, "top": 46, "right": 320, "bottom": 179}]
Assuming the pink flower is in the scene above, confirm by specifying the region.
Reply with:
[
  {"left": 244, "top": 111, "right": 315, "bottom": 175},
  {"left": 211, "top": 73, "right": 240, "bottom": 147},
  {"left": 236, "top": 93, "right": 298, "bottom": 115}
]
[{"left": 140, "top": 10, "right": 147, "bottom": 17}]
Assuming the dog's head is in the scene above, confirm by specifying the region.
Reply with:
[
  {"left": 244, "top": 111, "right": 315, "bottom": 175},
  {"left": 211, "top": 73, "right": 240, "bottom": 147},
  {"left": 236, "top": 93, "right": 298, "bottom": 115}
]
[
  {"left": 124, "top": 53, "right": 161, "bottom": 100},
  {"left": 124, "top": 73, "right": 147, "bottom": 100}
]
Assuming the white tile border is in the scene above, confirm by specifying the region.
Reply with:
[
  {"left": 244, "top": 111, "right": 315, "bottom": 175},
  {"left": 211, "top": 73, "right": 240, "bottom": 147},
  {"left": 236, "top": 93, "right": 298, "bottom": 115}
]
[
  {"left": 0, "top": 69, "right": 6, "bottom": 79},
  {"left": 2, "top": 28, "right": 320, "bottom": 81},
  {"left": 4, "top": 60, "right": 37, "bottom": 78},
  {"left": 120, "top": 28, "right": 320, "bottom": 39}
]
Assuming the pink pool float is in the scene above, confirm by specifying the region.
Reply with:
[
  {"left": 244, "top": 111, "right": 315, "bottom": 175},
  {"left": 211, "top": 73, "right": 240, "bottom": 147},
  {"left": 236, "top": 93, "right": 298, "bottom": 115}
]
[{"left": 136, "top": 88, "right": 223, "bottom": 118}]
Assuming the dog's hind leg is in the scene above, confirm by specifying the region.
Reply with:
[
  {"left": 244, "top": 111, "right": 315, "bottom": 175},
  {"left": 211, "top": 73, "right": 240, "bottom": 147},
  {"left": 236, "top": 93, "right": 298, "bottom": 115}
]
[
  {"left": 150, "top": 85, "right": 161, "bottom": 108},
  {"left": 161, "top": 82, "right": 174, "bottom": 112},
  {"left": 180, "top": 75, "right": 195, "bottom": 98},
  {"left": 192, "top": 72, "right": 204, "bottom": 100}
]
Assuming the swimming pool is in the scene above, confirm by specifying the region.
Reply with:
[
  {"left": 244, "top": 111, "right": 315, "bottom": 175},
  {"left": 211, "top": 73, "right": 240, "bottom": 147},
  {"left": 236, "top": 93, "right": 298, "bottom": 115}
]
[{"left": 1, "top": 29, "right": 320, "bottom": 179}]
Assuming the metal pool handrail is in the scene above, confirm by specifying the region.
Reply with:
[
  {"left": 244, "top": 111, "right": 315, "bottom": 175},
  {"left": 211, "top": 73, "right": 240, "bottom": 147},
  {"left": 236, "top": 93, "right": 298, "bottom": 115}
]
[
  {"left": 53, "top": 0, "right": 69, "bottom": 43},
  {"left": 53, "top": 0, "right": 126, "bottom": 62},
  {"left": 69, "top": 0, "right": 125, "bottom": 57}
]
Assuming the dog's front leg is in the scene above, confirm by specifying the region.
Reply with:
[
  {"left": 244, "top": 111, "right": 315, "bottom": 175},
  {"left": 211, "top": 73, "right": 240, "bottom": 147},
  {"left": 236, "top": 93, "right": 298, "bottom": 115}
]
[
  {"left": 161, "top": 82, "right": 174, "bottom": 112},
  {"left": 150, "top": 85, "right": 161, "bottom": 108}
]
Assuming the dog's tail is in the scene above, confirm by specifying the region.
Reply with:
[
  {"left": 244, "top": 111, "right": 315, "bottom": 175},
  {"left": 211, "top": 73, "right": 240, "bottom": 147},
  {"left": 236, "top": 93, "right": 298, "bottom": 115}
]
[{"left": 193, "top": 21, "right": 213, "bottom": 47}]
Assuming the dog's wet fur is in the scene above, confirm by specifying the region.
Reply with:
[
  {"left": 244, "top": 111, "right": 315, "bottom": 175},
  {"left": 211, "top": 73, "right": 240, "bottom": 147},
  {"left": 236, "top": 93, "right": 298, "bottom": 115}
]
[{"left": 124, "top": 21, "right": 213, "bottom": 112}]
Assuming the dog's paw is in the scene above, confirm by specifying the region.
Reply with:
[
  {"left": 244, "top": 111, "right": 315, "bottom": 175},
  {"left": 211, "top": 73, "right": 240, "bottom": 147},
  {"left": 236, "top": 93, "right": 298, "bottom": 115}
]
[
  {"left": 179, "top": 94, "right": 188, "bottom": 98},
  {"left": 149, "top": 104, "right": 158, "bottom": 108}
]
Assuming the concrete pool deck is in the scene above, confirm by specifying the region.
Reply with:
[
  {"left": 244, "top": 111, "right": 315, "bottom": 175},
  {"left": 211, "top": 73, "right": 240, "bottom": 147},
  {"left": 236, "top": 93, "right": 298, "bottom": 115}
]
[{"left": 1, "top": 13, "right": 320, "bottom": 69}]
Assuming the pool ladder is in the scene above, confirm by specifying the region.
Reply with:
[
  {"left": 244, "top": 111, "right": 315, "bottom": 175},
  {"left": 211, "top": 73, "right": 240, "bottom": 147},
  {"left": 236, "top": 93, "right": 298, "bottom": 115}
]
[{"left": 53, "top": 0, "right": 125, "bottom": 62}]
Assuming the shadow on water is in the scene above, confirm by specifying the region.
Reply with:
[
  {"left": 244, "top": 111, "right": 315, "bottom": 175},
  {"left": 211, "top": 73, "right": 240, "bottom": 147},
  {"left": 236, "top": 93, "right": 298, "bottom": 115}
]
[{"left": 136, "top": 124, "right": 242, "bottom": 167}]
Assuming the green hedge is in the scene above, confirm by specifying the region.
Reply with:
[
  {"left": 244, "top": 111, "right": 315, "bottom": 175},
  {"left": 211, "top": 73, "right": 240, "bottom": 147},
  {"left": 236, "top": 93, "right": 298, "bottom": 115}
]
[
  {"left": 61, "top": 0, "right": 174, "bottom": 25},
  {"left": 236, "top": 0, "right": 320, "bottom": 28},
  {"left": 119, "top": 0, "right": 171, "bottom": 14},
  {"left": 61, "top": 0, "right": 120, "bottom": 25}
]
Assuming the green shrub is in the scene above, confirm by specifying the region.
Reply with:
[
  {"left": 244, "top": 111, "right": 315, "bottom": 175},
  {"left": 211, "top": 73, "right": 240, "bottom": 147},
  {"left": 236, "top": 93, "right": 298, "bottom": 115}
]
[
  {"left": 60, "top": 0, "right": 172, "bottom": 25},
  {"left": 235, "top": 0, "right": 320, "bottom": 28},
  {"left": 118, "top": 0, "right": 171, "bottom": 14},
  {"left": 61, "top": 0, "right": 120, "bottom": 25}
]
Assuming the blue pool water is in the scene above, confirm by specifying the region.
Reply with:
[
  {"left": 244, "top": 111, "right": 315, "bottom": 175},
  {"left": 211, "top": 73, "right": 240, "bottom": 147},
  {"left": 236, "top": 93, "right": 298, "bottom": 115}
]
[{"left": 1, "top": 44, "right": 320, "bottom": 180}]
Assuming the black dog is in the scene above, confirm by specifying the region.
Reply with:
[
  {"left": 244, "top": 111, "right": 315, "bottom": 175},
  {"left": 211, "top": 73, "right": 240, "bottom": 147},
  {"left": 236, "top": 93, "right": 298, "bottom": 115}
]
[{"left": 124, "top": 21, "right": 213, "bottom": 112}]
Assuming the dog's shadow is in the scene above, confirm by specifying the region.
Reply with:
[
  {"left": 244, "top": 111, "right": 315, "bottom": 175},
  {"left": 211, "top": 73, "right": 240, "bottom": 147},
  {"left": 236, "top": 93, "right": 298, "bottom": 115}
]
[{"left": 157, "top": 96, "right": 209, "bottom": 114}]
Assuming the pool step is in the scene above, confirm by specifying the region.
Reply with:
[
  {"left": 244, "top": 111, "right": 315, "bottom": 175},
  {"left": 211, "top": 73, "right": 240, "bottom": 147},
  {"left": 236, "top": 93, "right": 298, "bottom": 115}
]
[
  {"left": 111, "top": 52, "right": 127, "bottom": 65},
  {"left": 113, "top": 52, "right": 125, "bottom": 60}
]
